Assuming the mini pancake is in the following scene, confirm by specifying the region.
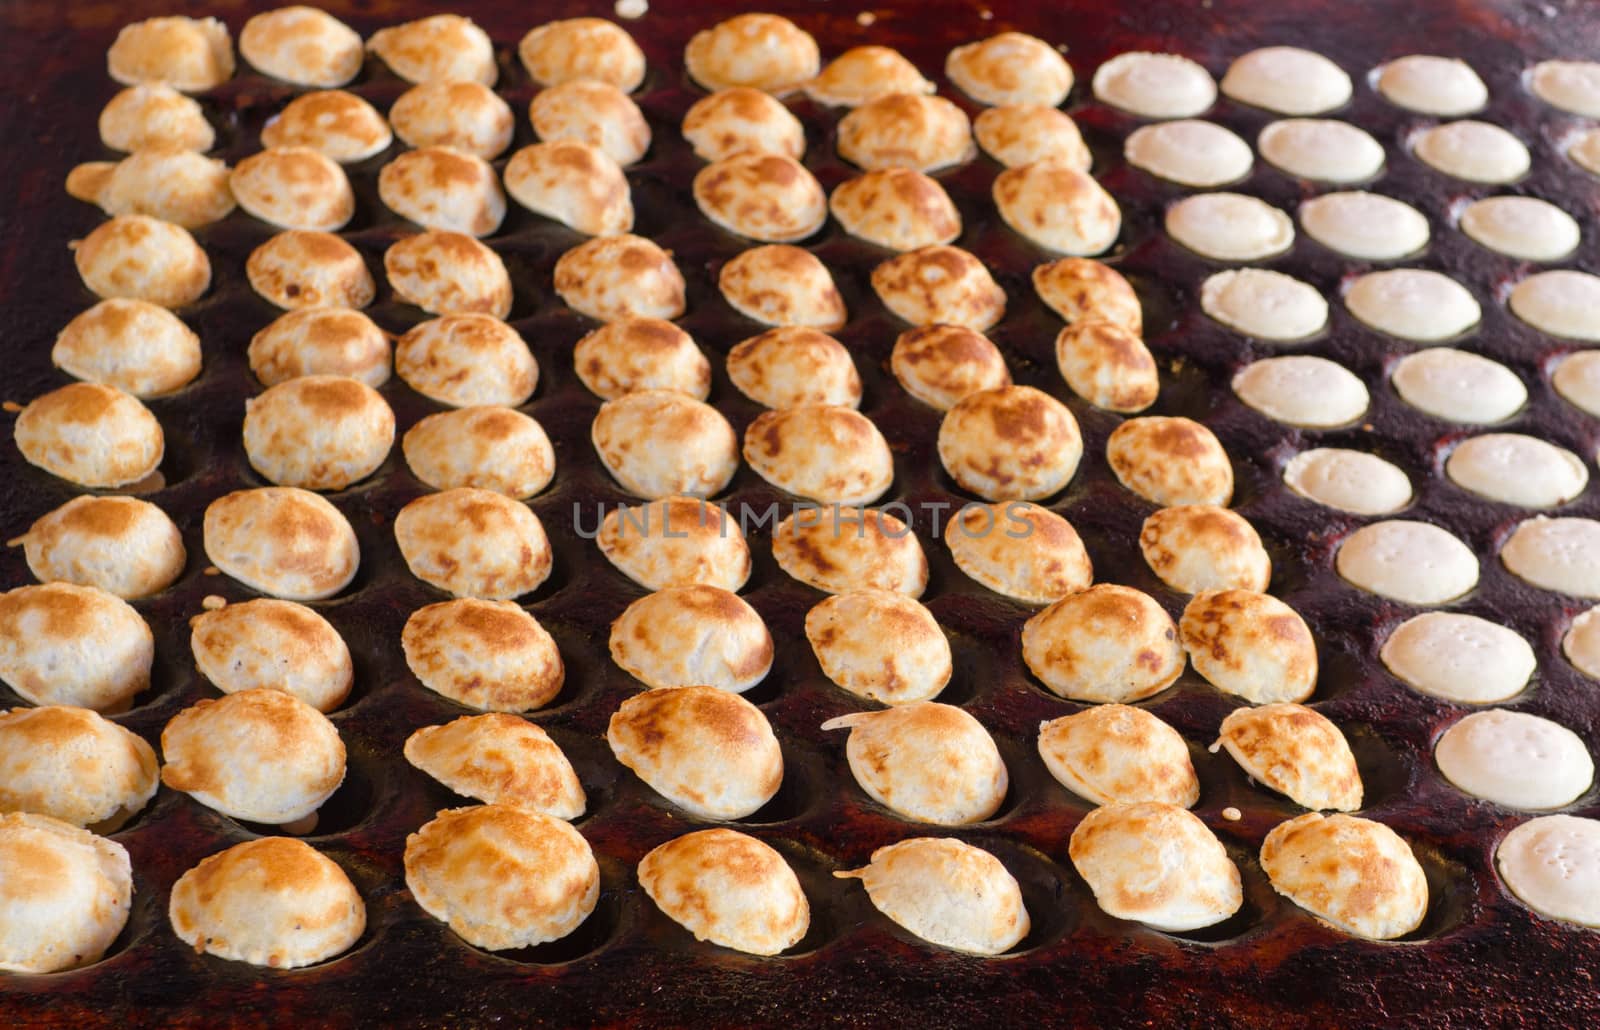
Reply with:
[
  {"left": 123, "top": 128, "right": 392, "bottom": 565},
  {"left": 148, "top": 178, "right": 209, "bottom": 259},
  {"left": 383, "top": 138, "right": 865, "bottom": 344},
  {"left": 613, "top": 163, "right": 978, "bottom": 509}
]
[
  {"left": 1221, "top": 46, "right": 1352, "bottom": 114},
  {"left": 1033, "top": 258, "right": 1142, "bottom": 334},
  {"left": 1125, "top": 120, "right": 1253, "bottom": 187},
  {"left": 403, "top": 406, "right": 555, "bottom": 500},
  {"left": 394, "top": 314, "right": 537, "bottom": 408},
  {"left": 531, "top": 80, "right": 650, "bottom": 167},
  {"left": 1530, "top": 59, "right": 1600, "bottom": 116},
  {"left": 728, "top": 327, "right": 861, "bottom": 409},
  {"left": 693, "top": 153, "right": 827, "bottom": 243},
  {"left": 1391, "top": 349, "right": 1527, "bottom": 423},
  {"left": 394, "top": 488, "right": 552, "bottom": 600},
  {"left": 1165, "top": 193, "right": 1293, "bottom": 261},
  {"left": 939, "top": 385, "right": 1081, "bottom": 501},
  {"left": 0, "top": 813, "right": 131, "bottom": 974},
  {"left": 835, "top": 838, "right": 1029, "bottom": 956},
  {"left": 1375, "top": 55, "right": 1487, "bottom": 115},
  {"left": 609, "top": 585, "right": 772, "bottom": 692},
  {"left": 837, "top": 93, "right": 975, "bottom": 173},
  {"left": 806, "top": 46, "right": 933, "bottom": 107},
  {"left": 830, "top": 168, "right": 961, "bottom": 253},
  {"left": 945, "top": 501, "right": 1092, "bottom": 604},
  {"left": 1446, "top": 434, "right": 1587, "bottom": 508},
  {"left": 72, "top": 214, "right": 210, "bottom": 308},
  {"left": 389, "top": 82, "right": 514, "bottom": 161},
  {"left": 1382, "top": 612, "right": 1535, "bottom": 704},
  {"left": 1511, "top": 269, "right": 1600, "bottom": 341},
  {"left": 190, "top": 598, "right": 352, "bottom": 713},
  {"left": 597, "top": 497, "right": 751, "bottom": 592},
  {"left": 973, "top": 105, "right": 1091, "bottom": 170},
  {"left": 947, "top": 31, "right": 1072, "bottom": 107},
  {"left": 246, "top": 230, "right": 375, "bottom": 310},
  {"left": 503, "top": 140, "right": 633, "bottom": 237},
  {"left": 161, "top": 687, "right": 345, "bottom": 826},
  {"left": 994, "top": 160, "right": 1120, "bottom": 255},
  {"left": 805, "top": 589, "right": 951, "bottom": 704},
  {"left": 367, "top": 15, "right": 496, "bottom": 86},
  {"left": 1344, "top": 269, "right": 1480, "bottom": 341},
  {"left": 107, "top": 15, "right": 233, "bottom": 92},
  {"left": 13, "top": 495, "right": 185, "bottom": 600},
  {"left": 1459, "top": 196, "right": 1580, "bottom": 262},
  {"left": 378, "top": 146, "right": 505, "bottom": 237},
  {"left": 744, "top": 406, "right": 892, "bottom": 506},
  {"left": 1496, "top": 815, "right": 1600, "bottom": 928},
  {"left": 1180, "top": 589, "right": 1317, "bottom": 704},
  {"left": 242, "top": 375, "right": 395, "bottom": 491},
  {"left": 823, "top": 702, "right": 1007, "bottom": 825},
  {"left": 52, "top": 298, "right": 200, "bottom": 397},
  {"left": 1022, "top": 583, "right": 1184, "bottom": 703},
  {"left": 1436, "top": 710, "right": 1593, "bottom": 809},
  {"left": 1555, "top": 352, "right": 1600, "bottom": 418},
  {"left": 0, "top": 706, "right": 158, "bottom": 830},
  {"left": 1092, "top": 52, "right": 1216, "bottom": 118},
  {"left": 683, "top": 13, "right": 819, "bottom": 95},
  {"left": 891, "top": 324, "right": 1011, "bottom": 411},
  {"left": 640, "top": 830, "right": 809, "bottom": 956},
  {"left": 1336, "top": 520, "right": 1479, "bottom": 604},
  {"left": 249, "top": 308, "right": 391, "bottom": 389},
  {"left": 1069, "top": 802, "right": 1242, "bottom": 932},
  {"left": 1283, "top": 448, "right": 1413, "bottom": 515},
  {"left": 239, "top": 6, "right": 362, "bottom": 88},
  {"left": 574, "top": 318, "right": 710, "bottom": 401},
  {"left": 1299, "top": 191, "right": 1429, "bottom": 260},
  {"left": 404, "top": 805, "right": 599, "bottom": 950},
  {"left": 771, "top": 507, "right": 928, "bottom": 597},
  {"left": 405, "top": 714, "right": 585, "bottom": 819},
  {"left": 554, "top": 234, "right": 686, "bottom": 322},
  {"left": 681, "top": 88, "right": 806, "bottom": 162},
  {"left": 1261, "top": 812, "right": 1428, "bottom": 939},
  {"left": 66, "top": 147, "right": 234, "bottom": 229},
  {"left": 100, "top": 83, "right": 214, "bottom": 152},
  {"left": 1038, "top": 705, "right": 1199, "bottom": 807},
  {"left": 1257, "top": 119, "right": 1384, "bottom": 183},
  {"left": 1501, "top": 517, "right": 1600, "bottom": 597},
  {"left": 13, "top": 382, "right": 163, "bottom": 488},
  {"left": 1140, "top": 505, "right": 1271, "bottom": 594},
  {"left": 169, "top": 837, "right": 364, "bottom": 969},
  {"left": 1201, "top": 269, "right": 1327, "bottom": 342},
  {"left": 1569, "top": 128, "right": 1600, "bottom": 175},
  {"left": 1217, "top": 704, "right": 1361, "bottom": 811},
  {"left": 606, "top": 686, "right": 782, "bottom": 819},
  {"left": 1567, "top": 605, "right": 1600, "bottom": 679},
  {"left": 518, "top": 17, "right": 647, "bottom": 92},
  {"left": 872, "top": 246, "right": 1007, "bottom": 331},
  {"left": 0, "top": 582, "right": 151, "bottom": 713},
  {"left": 719, "top": 245, "right": 846, "bottom": 329},
  {"left": 1414, "top": 121, "right": 1529, "bottom": 183},
  {"left": 230, "top": 146, "right": 354, "bottom": 231},
  {"left": 384, "top": 230, "right": 512, "bottom": 318},
  {"left": 203, "top": 487, "right": 359, "bottom": 600},
  {"left": 592, "top": 390, "right": 737, "bottom": 499},
  {"left": 1106, "top": 416, "right": 1233, "bottom": 507},
  {"left": 261, "top": 90, "right": 392, "bottom": 164},
  {"left": 402, "top": 599, "right": 563, "bottom": 711},
  {"left": 1232, "top": 355, "right": 1369, "bottom": 428},
  {"left": 1055, "top": 320, "right": 1159, "bottom": 413}
]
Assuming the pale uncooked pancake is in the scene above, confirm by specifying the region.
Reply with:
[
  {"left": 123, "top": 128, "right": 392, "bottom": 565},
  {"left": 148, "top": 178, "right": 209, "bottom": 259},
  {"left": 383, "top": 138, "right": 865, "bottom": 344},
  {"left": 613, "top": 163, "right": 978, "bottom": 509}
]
[
  {"left": 1501, "top": 517, "right": 1600, "bottom": 597},
  {"left": 1200, "top": 269, "right": 1327, "bottom": 342},
  {"left": 1221, "top": 47, "right": 1352, "bottom": 115},
  {"left": 1092, "top": 52, "right": 1216, "bottom": 119},
  {"left": 1232, "top": 356, "right": 1369, "bottom": 428},
  {"left": 1283, "top": 449, "right": 1412, "bottom": 515},
  {"left": 1299, "top": 191, "right": 1429, "bottom": 261},
  {"left": 1124, "top": 120, "right": 1252, "bottom": 187},
  {"left": 1257, "top": 119, "right": 1384, "bottom": 183},
  {"left": 1413, "top": 121, "right": 1530, "bottom": 183},
  {"left": 1376, "top": 55, "right": 1488, "bottom": 115},
  {"left": 1510, "top": 270, "right": 1600, "bottom": 341},
  {"left": 1554, "top": 352, "right": 1600, "bottom": 418},
  {"left": 1497, "top": 815, "right": 1600, "bottom": 928},
  {"left": 1381, "top": 612, "right": 1535, "bottom": 704},
  {"left": 1336, "top": 520, "right": 1479, "bottom": 605},
  {"left": 1165, "top": 193, "right": 1293, "bottom": 261},
  {"left": 1436, "top": 710, "right": 1593, "bottom": 809},
  {"left": 1344, "top": 269, "right": 1480, "bottom": 342},
  {"left": 1529, "top": 59, "right": 1600, "bottom": 117},
  {"left": 1459, "top": 196, "right": 1580, "bottom": 262},
  {"left": 1569, "top": 127, "right": 1600, "bottom": 176},
  {"left": 1445, "top": 434, "right": 1587, "bottom": 508},
  {"left": 1390, "top": 349, "right": 1526, "bottom": 424},
  {"left": 1564, "top": 605, "right": 1600, "bottom": 680}
]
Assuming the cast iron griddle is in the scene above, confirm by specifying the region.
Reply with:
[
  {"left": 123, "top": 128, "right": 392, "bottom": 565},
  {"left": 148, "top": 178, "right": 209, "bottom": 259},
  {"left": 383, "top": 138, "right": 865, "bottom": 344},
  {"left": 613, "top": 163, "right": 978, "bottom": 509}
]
[{"left": 1, "top": 0, "right": 1598, "bottom": 1025}]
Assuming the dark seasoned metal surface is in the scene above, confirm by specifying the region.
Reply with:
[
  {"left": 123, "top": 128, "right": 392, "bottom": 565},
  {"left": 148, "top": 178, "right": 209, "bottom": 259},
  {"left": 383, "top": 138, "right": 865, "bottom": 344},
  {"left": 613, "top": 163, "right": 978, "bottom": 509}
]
[{"left": 1, "top": 0, "right": 1599, "bottom": 1025}]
